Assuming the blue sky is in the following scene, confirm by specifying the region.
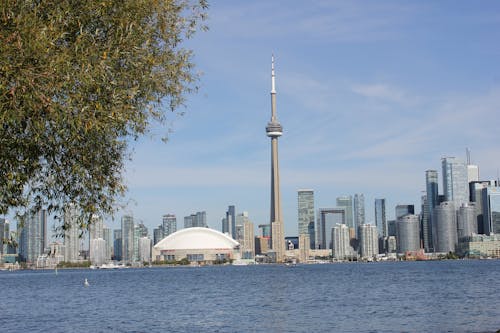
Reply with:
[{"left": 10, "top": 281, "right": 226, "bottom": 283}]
[
  {"left": 9, "top": 1, "right": 499, "bottom": 238},
  {"left": 120, "top": 0, "right": 500, "bottom": 237}
]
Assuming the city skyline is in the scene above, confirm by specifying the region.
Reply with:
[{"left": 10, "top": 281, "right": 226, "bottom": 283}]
[{"left": 3, "top": 1, "right": 500, "bottom": 237}]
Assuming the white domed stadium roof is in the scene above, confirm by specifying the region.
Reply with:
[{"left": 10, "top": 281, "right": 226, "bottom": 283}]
[{"left": 154, "top": 227, "right": 239, "bottom": 250}]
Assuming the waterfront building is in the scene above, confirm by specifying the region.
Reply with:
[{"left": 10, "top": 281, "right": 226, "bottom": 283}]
[
  {"left": 90, "top": 238, "right": 106, "bottom": 266},
  {"left": 374, "top": 198, "right": 387, "bottom": 239},
  {"left": 113, "top": 229, "right": 122, "bottom": 261},
  {"left": 0, "top": 218, "right": 9, "bottom": 255},
  {"left": 317, "top": 208, "right": 345, "bottom": 250},
  {"left": 89, "top": 214, "right": 104, "bottom": 240},
  {"left": 353, "top": 194, "right": 365, "bottom": 233},
  {"left": 457, "top": 203, "right": 477, "bottom": 240},
  {"left": 358, "top": 224, "right": 378, "bottom": 259},
  {"left": 138, "top": 237, "right": 152, "bottom": 263},
  {"left": 298, "top": 189, "right": 315, "bottom": 249},
  {"left": 255, "top": 236, "right": 270, "bottom": 255},
  {"left": 133, "top": 225, "right": 141, "bottom": 262},
  {"left": 184, "top": 211, "right": 207, "bottom": 229},
  {"left": 266, "top": 56, "right": 285, "bottom": 262},
  {"left": 103, "top": 226, "right": 112, "bottom": 261},
  {"left": 470, "top": 181, "right": 493, "bottom": 234},
  {"left": 442, "top": 157, "right": 469, "bottom": 209},
  {"left": 482, "top": 186, "right": 500, "bottom": 235},
  {"left": 153, "top": 225, "right": 163, "bottom": 245},
  {"left": 434, "top": 201, "right": 457, "bottom": 253},
  {"left": 18, "top": 209, "right": 47, "bottom": 263},
  {"left": 332, "top": 224, "right": 350, "bottom": 260},
  {"left": 395, "top": 205, "right": 415, "bottom": 220},
  {"left": 63, "top": 204, "right": 80, "bottom": 263},
  {"left": 242, "top": 219, "right": 255, "bottom": 259},
  {"left": 396, "top": 214, "right": 420, "bottom": 253},
  {"left": 457, "top": 234, "right": 500, "bottom": 258},
  {"left": 387, "top": 220, "right": 397, "bottom": 237},
  {"left": 121, "top": 215, "right": 134, "bottom": 263},
  {"left": 162, "top": 214, "right": 177, "bottom": 237},
  {"left": 425, "top": 170, "right": 439, "bottom": 252},
  {"left": 152, "top": 227, "right": 241, "bottom": 263},
  {"left": 298, "top": 234, "right": 310, "bottom": 263},
  {"left": 336, "top": 196, "right": 354, "bottom": 230},
  {"left": 259, "top": 224, "right": 270, "bottom": 237},
  {"left": 224, "top": 205, "right": 236, "bottom": 239},
  {"left": 387, "top": 236, "right": 397, "bottom": 253}
]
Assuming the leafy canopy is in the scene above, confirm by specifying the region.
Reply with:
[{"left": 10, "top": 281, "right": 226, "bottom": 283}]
[{"left": 0, "top": 0, "right": 208, "bottom": 229}]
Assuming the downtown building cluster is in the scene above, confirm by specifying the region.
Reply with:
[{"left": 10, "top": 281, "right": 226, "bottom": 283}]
[{"left": 294, "top": 156, "right": 500, "bottom": 261}]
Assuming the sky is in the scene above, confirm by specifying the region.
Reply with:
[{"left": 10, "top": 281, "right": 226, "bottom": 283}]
[{"left": 8, "top": 1, "right": 500, "bottom": 238}]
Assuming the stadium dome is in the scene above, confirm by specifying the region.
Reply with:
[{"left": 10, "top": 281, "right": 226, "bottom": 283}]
[{"left": 152, "top": 227, "right": 240, "bottom": 263}]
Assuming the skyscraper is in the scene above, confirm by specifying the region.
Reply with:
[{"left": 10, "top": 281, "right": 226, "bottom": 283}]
[
  {"left": 395, "top": 205, "right": 415, "bottom": 220},
  {"left": 353, "top": 194, "right": 365, "bottom": 232},
  {"left": 162, "top": 214, "right": 177, "bottom": 237},
  {"left": 113, "top": 229, "right": 122, "bottom": 261},
  {"left": 457, "top": 203, "right": 476, "bottom": 240},
  {"left": 425, "top": 170, "right": 439, "bottom": 252},
  {"left": 317, "top": 208, "right": 345, "bottom": 250},
  {"left": 482, "top": 186, "right": 500, "bottom": 235},
  {"left": 225, "top": 205, "right": 236, "bottom": 239},
  {"left": 121, "top": 215, "right": 134, "bottom": 263},
  {"left": 336, "top": 196, "right": 354, "bottom": 230},
  {"left": 442, "top": 157, "right": 469, "bottom": 209},
  {"left": 184, "top": 211, "right": 207, "bottom": 229},
  {"left": 396, "top": 214, "right": 420, "bottom": 253},
  {"left": 332, "top": 224, "right": 350, "bottom": 260},
  {"left": 374, "top": 198, "right": 387, "bottom": 238},
  {"left": 18, "top": 209, "right": 47, "bottom": 263},
  {"left": 266, "top": 56, "right": 284, "bottom": 262},
  {"left": 298, "top": 189, "right": 315, "bottom": 249},
  {"left": 358, "top": 224, "right": 379, "bottom": 259},
  {"left": 63, "top": 204, "right": 80, "bottom": 263},
  {"left": 434, "top": 201, "right": 457, "bottom": 253}
]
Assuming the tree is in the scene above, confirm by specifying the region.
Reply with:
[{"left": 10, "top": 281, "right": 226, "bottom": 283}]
[{"left": 0, "top": 0, "right": 208, "bottom": 230}]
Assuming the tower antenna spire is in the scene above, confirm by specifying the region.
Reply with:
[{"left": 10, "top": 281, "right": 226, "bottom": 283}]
[{"left": 271, "top": 54, "right": 276, "bottom": 94}]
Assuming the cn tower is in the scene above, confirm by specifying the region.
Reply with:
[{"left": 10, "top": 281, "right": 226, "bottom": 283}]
[{"left": 266, "top": 55, "right": 284, "bottom": 263}]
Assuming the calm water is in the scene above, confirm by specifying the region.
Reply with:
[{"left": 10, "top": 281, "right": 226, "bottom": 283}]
[{"left": 1, "top": 260, "right": 499, "bottom": 333}]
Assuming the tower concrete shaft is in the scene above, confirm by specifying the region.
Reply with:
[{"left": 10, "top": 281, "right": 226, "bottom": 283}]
[{"left": 266, "top": 55, "right": 284, "bottom": 262}]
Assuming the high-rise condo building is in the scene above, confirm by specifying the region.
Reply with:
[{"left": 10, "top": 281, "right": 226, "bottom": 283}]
[
  {"left": 19, "top": 209, "right": 47, "bottom": 263},
  {"left": 298, "top": 189, "right": 315, "bottom": 249},
  {"left": 332, "top": 224, "right": 350, "bottom": 260},
  {"left": 121, "top": 215, "right": 134, "bottom": 263},
  {"left": 358, "top": 224, "right": 378, "bottom": 259},
  {"left": 113, "top": 229, "right": 122, "bottom": 261},
  {"left": 138, "top": 237, "right": 152, "bottom": 263},
  {"left": 89, "top": 214, "right": 104, "bottom": 240},
  {"left": 266, "top": 56, "right": 284, "bottom": 262},
  {"left": 153, "top": 226, "right": 163, "bottom": 245},
  {"left": 184, "top": 211, "right": 207, "bottom": 229},
  {"left": 395, "top": 205, "right": 415, "bottom": 220},
  {"left": 442, "top": 157, "right": 469, "bottom": 209},
  {"left": 103, "top": 226, "right": 112, "bottom": 261},
  {"left": 162, "top": 214, "right": 177, "bottom": 237},
  {"left": 434, "top": 201, "right": 457, "bottom": 253},
  {"left": 396, "top": 214, "right": 420, "bottom": 253},
  {"left": 353, "top": 194, "right": 365, "bottom": 232},
  {"left": 374, "top": 198, "right": 387, "bottom": 238},
  {"left": 457, "top": 203, "right": 476, "bottom": 240},
  {"left": 470, "top": 180, "right": 494, "bottom": 234},
  {"left": 336, "top": 196, "right": 354, "bottom": 230},
  {"left": 224, "top": 205, "right": 236, "bottom": 239},
  {"left": 0, "top": 218, "right": 9, "bottom": 255},
  {"left": 63, "top": 204, "right": 80, "bottom": 263},
  {"left": 424, "top": 170, "right": 439, "bottom": 252},
  {"left": 482, "top": 186, "right": 500, "bottom": 235},
  {"left": 317, "top": 208, "right": 345, "bottom": 250}
]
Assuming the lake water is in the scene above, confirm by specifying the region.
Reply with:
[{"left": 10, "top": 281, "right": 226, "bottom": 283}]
[{"left": 1, "top": 260, "right": 499, "bottom": 333}]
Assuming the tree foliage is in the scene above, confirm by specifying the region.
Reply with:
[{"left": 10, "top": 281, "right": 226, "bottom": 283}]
[{"left": 0, "top": 0, "right": 208, "bottom": 228}]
